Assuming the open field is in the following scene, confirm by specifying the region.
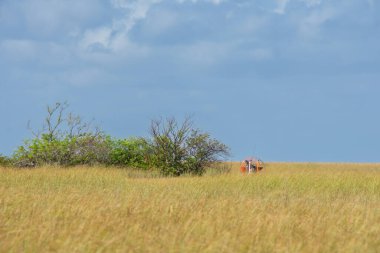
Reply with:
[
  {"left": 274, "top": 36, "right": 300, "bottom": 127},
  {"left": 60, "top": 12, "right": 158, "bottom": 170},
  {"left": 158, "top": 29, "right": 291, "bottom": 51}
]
[{"left": 1, "top": 163, "right": 380, "bottom": 253}]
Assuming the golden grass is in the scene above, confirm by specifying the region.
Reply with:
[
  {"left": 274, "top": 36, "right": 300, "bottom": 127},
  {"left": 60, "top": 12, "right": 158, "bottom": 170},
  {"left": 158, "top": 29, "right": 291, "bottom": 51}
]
[{"left": 1, "top": 163, "right": 380, "bottom": 253}]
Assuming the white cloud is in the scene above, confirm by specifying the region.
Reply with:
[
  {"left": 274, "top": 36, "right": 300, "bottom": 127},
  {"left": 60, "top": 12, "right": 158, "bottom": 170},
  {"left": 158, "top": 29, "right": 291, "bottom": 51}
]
[
  {"left": 2, "top": 0, "right": 373, "bottom": 81},
  {"left": 80, "top": 0, "right": 163, "bottom": 54},
  {"left": 274, "top": 0, "right": 323, "bottom": 14},
  {"left": 274, "top": 0, "right": 290, "bottom": 14},
  {"left": 298, "top": 7, "right": 335, "bottom": 38},
  {"left": 111, "top": 0, "right": 162, "bottom": 31},
  {"left": 145, "top": 9, "right": 179, "bottom": 35},
  {"left": 80, "top": 0, "right": 227, "bottom": 55},
  {"left": 81, "top": 27, "right": 113, "bottom": 51},
  {"left": 1, "top": 0, "right": 105, "bottom": 39}
]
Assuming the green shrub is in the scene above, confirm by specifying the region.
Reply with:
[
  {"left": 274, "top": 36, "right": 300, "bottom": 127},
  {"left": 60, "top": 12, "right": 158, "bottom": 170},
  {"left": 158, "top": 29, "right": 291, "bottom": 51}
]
[
  {"left": 69, "top": 134, "right": 112, "bottom": 166},
  {"left": 12, "top": 102, "right": 231, "bottom": 174},
  {"left": 12, "top": 102, "right": 113, "bottom": 167},
  {"left": 109, "top": 137, "right": 150, "bottom": 168},
  {"left": 148, "top": 117, "right": 230, "bottom": 176},
  {"left": 13, "top": 133, "right": 112, "bottom": 167},
  {"left": 110, "top": 138, "right": 149, "bottom": 169},
  {"left": 0, "top": 154, "right": 11, "bottom": 167}
]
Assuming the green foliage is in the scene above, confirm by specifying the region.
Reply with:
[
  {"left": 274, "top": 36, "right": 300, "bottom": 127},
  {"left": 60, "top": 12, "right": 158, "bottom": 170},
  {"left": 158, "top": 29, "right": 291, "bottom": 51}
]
[
  {"left": 70, "top": 134, "right": 112, "bottom": 166},
  {"left": 109, "top": 138, "right": 150, "bottom": 168},
  {"left": 183, "top": 130, "right": 230, "bottom": 175},
  {"left": 12, "top": 102, "right": 113, "bottom": 167},
  {"left": 12, "top": 102, "right": 231, "bottom": 174},
  {"left": 148, "top": 117, "right": 230, "bottom": 176},
  {"left": 0, "top": 154, "right": 11, "bottom": 167},
  {"left": 13, "top": 133, "right": 112, "bottom": 167}
]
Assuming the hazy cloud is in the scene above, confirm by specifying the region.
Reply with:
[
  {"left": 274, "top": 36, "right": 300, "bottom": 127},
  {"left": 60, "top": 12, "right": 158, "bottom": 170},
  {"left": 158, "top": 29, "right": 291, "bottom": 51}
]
[
  {"left": 298, "top": 7, "right": 336, "bottom": 38},
  {"left": 80, "top": 0, "right": 162, "bottom": 54},
  {"left": 0, "top": 39, "right": 36, "bottom": 61},
  {"left": 249, "top": 48, "right": 274, "bottom": 61},
  {"left": 274, "top": 0, "right": 290, "bottom": 14},
  {"left": 367, "top": 0, "right": 375, "bottom": 9}
]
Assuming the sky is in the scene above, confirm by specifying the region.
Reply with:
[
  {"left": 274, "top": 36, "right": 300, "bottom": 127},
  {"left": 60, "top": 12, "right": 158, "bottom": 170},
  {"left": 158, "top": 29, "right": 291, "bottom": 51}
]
[{"left": 0, "top": 0, "right": 379, "bottom": 162}]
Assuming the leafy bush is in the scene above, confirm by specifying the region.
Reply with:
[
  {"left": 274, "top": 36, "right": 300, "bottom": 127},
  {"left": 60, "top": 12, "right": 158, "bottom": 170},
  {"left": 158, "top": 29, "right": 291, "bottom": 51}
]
[
  {"left": 13, "top": 102, "right": 112, "bottom": 167},
  {"left": 12, "top": 102, "right": 231, "bottom": 174},
  {"left": 13, "top": 135, "right": 65, "bottom": 167},
  {"left": 109, "top": 137, "right": 150, "bottom": 168},
  {"left": 147, "top": 117, "right": 230, "bottom": 176},
  {"left": 13, "top": 133, "right": 112, "bottom": 167},
  {"left": 69, "top": 134, "right": 112, "bottom": 165},
  {"left": 0, "top": 154, "right": 11, "bottom": 167}
]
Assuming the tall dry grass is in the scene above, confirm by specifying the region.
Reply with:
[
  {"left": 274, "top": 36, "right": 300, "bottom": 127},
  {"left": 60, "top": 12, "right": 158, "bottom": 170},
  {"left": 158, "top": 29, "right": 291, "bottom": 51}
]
[{"left": 1, "top": 163, "right": 379, "bottom": 252}]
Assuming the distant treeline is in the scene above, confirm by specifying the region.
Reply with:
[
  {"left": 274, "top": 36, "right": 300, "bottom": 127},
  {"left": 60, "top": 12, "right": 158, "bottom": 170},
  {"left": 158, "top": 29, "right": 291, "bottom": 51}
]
[{"left": 0, "top": 102, "right": 230, "bottom": 176}]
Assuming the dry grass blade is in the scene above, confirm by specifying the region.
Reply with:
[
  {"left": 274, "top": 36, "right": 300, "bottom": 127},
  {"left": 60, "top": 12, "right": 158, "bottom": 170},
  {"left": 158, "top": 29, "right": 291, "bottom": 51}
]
[{"left": 0, "top": 163, "right": 379, "bottom": 252}]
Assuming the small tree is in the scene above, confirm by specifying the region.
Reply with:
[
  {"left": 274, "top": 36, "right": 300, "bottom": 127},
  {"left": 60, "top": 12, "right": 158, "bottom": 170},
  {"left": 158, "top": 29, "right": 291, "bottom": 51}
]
[
  {"left": 13, "top": 102, "right": 111, "bottom": 167},
  {"left": 184, "top": 129, "right": 230, "bottom": 175},
  {"left": 148, "top": 117, "right": 229, "bottom": 176}
]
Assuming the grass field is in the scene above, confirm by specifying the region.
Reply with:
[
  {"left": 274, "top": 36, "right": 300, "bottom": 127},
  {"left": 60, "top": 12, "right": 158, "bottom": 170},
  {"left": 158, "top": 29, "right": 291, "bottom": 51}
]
[{"left": 1, "top": 163, "right": 379, "bottom": 253}]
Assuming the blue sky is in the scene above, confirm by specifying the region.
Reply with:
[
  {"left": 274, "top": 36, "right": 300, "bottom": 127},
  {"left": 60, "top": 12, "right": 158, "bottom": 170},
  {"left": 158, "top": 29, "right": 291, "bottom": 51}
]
[{"left": 1, "top": 0, "right": 379, "bottom": 162}]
